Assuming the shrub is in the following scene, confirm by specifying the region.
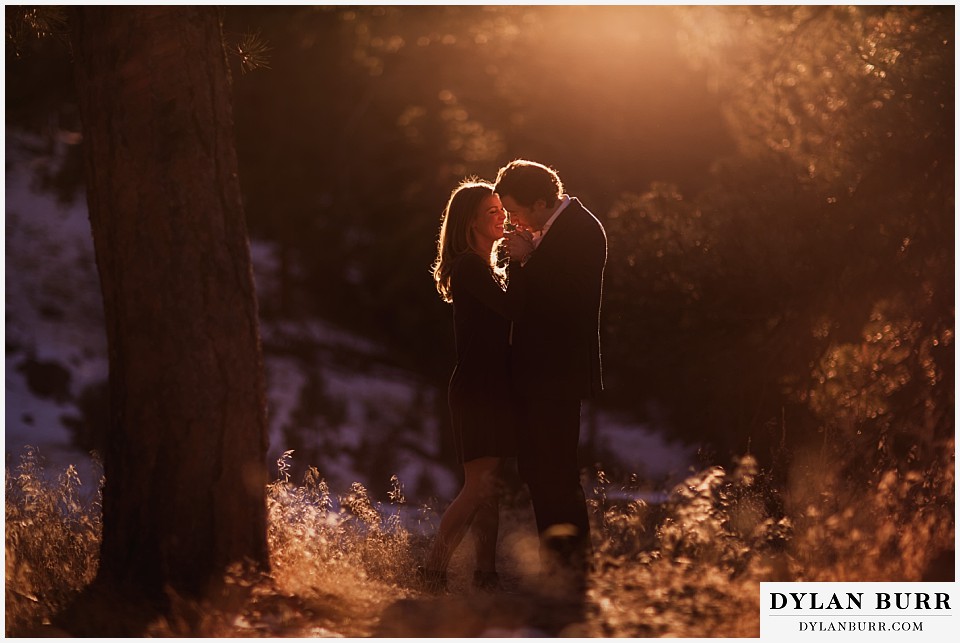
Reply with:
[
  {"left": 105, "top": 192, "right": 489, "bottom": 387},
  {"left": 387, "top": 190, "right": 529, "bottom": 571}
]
[{"left": 5, "top": 447, "right": 101, "bottom": 635}]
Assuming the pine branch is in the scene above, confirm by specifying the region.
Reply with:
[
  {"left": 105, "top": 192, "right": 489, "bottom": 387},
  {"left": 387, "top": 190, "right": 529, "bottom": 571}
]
[
  {"left": 229, "top": 30, "right": 272, "bottom": 75},
  {"left": 5, "top": 6, "right": 71, "bottom": 59}
]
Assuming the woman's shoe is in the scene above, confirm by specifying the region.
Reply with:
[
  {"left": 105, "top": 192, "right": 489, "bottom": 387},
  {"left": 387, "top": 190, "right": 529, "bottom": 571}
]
[
  {"left": 472, "top": 569, "right": 500, "bottom": 591},
  {"left": 416, "top": 565, "right": 447, "bottom": 594}
]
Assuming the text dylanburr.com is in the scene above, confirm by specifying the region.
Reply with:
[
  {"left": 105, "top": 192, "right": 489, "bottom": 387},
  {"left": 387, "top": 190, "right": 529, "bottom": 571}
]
[{"left": 761, "top": 582, "right": 956, "bottom": 639}]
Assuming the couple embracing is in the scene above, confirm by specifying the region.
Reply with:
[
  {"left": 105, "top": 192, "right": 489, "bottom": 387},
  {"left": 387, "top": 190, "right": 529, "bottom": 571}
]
[{"left": 423, "top": 159, "right": 606, "bottom": 596}]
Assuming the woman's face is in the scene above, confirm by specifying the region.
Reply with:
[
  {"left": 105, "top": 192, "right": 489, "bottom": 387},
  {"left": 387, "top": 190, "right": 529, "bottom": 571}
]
[{"left": 472, "top": 193, "right": 506, "bottom": 246}]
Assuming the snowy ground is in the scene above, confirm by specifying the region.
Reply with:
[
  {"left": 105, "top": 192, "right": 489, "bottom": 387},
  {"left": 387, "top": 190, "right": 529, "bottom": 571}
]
[
  {"left": 5, "top": 133, "right": 107, "bottom": 487},
  {"left": 4, "top": 130, "right": 695, "bottom": 505}
]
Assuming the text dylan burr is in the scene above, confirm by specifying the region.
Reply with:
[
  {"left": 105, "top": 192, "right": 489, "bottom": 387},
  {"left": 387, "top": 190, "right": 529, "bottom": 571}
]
[{"left": 770, "top": 592, "right": 951, "bottom": 611}]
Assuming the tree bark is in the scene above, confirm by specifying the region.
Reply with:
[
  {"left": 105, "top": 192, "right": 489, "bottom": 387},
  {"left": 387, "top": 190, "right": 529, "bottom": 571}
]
[{"left": 70, "top": 6, "right": 270, "bottom": 603}]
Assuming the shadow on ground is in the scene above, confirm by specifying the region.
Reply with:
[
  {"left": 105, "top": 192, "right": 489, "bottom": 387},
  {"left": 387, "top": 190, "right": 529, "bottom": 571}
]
[{"left": 374, "top": 586, "right": 592, "bottom": 637}]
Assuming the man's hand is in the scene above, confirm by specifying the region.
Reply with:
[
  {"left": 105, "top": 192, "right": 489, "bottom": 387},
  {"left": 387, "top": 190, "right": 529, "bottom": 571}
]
[{"left": 504, "top": 229, "right": 536, "bottom": 264}]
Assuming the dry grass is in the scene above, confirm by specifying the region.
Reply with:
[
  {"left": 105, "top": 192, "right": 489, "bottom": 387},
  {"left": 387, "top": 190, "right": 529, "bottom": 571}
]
[
  {"left": 5, "top": 442, "right": 954, "bottom": 637},
  {"left": 5, "top": 447, "right": 101, "bottom": 635}
]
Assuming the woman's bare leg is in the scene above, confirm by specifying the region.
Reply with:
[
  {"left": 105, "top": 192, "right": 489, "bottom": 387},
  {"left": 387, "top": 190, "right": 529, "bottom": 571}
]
[
  {"left": 470, "top": 483, "right": 500, "bottom": 573},
  {"left": 425, "top": 456, "right": 500, "bottom": 572}
]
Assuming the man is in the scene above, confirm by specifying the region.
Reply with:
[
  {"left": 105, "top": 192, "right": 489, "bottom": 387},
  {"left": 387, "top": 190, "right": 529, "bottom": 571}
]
[{"left": 495, "top": 159, "right": 606, "bottom": 591}]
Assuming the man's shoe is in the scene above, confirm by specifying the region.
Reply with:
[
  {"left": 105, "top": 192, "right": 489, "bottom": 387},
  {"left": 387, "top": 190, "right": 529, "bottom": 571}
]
[{"left": 472, "top": 569, "right": 500, "bottom": 591}]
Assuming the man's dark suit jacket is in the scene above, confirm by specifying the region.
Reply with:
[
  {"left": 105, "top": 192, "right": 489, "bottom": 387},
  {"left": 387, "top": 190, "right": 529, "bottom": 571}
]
[{"left": 508, "top": 197, "right": 606, "bottom": 400}]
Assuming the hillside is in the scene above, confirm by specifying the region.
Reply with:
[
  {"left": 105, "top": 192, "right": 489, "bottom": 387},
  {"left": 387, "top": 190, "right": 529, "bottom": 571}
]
[{"left": 4, "top": 131, "right": 693, "bottom": 504}]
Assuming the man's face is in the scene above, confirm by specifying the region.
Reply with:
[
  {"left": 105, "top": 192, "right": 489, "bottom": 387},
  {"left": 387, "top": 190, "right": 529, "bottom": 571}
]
[{"left": 500, "top": 195, "right": 548, "bottom": 231}]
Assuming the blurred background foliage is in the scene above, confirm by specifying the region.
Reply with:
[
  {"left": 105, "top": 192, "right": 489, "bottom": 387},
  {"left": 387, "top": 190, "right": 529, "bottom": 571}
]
[{"left": 5, "top": 5, "right": 953, "bottom": 486}]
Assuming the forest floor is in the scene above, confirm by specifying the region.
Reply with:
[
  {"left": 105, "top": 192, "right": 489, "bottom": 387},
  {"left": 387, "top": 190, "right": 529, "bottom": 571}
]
[
  {"left": 24, "top": 548, "right": 762, "bottom": 638},
  {"left": 222, "top": 571, "right": 656, "bottom": 638}
]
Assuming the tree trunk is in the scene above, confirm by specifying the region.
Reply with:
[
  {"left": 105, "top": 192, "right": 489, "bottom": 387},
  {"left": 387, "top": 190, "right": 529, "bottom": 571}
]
[{"left": 70, "top": 6, "right": 270, "bottom": 603}]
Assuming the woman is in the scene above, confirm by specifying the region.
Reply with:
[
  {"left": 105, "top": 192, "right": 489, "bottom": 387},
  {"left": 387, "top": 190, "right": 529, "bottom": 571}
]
[{"left": 421, "top": 178, "right": 519, "bottom": 593}]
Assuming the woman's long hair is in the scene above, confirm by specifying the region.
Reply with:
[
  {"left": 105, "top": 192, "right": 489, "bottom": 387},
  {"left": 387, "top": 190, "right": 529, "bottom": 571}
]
[{"left": 432, "top": 179, "right": 495, "bottom": 303}]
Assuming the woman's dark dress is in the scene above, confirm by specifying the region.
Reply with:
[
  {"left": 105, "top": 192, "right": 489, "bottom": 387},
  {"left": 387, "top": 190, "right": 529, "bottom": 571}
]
[{"left": 447, "top": 252, "right": 517, "bottom": 463}]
